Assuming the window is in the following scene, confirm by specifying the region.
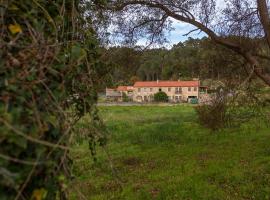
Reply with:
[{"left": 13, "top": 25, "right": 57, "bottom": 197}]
[
  {"left": 188, "top": 87, "right": 191, "bottom": 92},
  {"left": 194, "top": 87, "right": 197, "bottom": 91},
  {"left": 159, "top": 88, "right": 162, "bottom": 92},
  {"left": 150, "top": 88, "right": 153, "bottom": 92},
  {"left": 137, "top": 96, "right": 142, "bottom": 100},
  {"left": 175, "top": 96, "right": 181, "bottom": 102},
  {"left": 175, "top": 87, "right": 182, "bottom": 94},
  {"left": 144, "top": 88, "right": 147, "bottom": 92},
  {"left": 168, "top": 87, "right": 171, "bottom": 92},
  {"left": 138, "top": 88, "right": 141, "bottom": 92}
]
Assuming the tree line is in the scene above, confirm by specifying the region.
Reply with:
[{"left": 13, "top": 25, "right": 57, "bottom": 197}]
[{"left": 101, "top": 37, "right": 258, "bottom": 87}]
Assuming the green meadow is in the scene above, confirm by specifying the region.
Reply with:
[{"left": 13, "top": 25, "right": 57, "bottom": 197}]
[{"left": 70, "top": 105, "right": 270, "bottom": 200}]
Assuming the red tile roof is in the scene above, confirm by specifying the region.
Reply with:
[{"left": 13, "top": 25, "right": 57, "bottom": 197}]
[
  {"left": 117, "top": 86, "right": 134, "bottom": 91},
  {"left": 106, "top": 88, "right": 116, "bottom": 91},
  {"left": 134, "top": 80, "right": 200, "bottom": 87}
]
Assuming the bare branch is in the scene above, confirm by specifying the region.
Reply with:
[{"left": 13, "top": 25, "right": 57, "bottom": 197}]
[
  {"left": 0, "top": 153, "right": 42, "bottom": 166},
  {"left": 183, "top": 28, "right": 200, "bottom": 36},
  {"left": 0, "top": 118, "right": 71, "bottom": 151}
]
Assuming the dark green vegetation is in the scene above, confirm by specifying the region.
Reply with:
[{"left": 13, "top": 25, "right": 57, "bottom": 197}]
[
  {"left": 154, "top": 92, "right": 168, "bottom": 102},
  {"left": 101, "top": 38, "right": 248, "bottom": 88},
  {"left": 71, "top": 106, "right": 270, "bottom": 200},
  {"left": 1, "top": 1, "right": 108, "bottom": 199}
]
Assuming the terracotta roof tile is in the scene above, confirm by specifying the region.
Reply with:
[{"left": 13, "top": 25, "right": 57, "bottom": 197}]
[
  {"left": 134, "top": 81, "right": 199, "bottom": 87},
  {"left": 117, "top": 86, "right": 134, "bottom": 91}
]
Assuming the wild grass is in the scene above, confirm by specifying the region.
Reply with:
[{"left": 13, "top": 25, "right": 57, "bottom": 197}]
[{"left": 70, "top": 105, "right": 270, "bottom": 200}]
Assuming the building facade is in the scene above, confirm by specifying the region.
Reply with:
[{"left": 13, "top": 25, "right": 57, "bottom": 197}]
[
  {"left": 133, "top": 80, "right": 200, "bottom": 102},
  {"left": 105, "top": 88, "right": 122, "bottom": 101},
  {"left": 106, "top": 86, "right": 134, "bottom": 101},
  {"left": 117, "top": 86, "right": 134, "bottom": 101}
]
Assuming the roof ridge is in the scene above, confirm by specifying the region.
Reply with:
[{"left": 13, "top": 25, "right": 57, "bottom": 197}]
[{"left": 133, "top": 80, "right": 199, "bottom": 87}]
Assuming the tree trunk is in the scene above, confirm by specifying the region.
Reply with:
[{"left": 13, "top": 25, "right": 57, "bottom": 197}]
[{"left": 257, "top": 0, "right": 270, "bottom": 48}]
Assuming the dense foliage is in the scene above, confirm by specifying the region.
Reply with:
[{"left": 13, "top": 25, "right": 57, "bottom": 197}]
[
  {"left": 154, "top": 92, "right": 168, "bottom": 102},
  {"left": 102, "top": 37, "right": 248, "bottom": 87},
  {"left": 0, "top": 0, "right": 108, "bottom": 199}
]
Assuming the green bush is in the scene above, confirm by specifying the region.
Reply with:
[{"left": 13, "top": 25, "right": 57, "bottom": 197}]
[
  {"left": 122, "top": 92, "right": 130, "bottom": 102},
  {"left": 154, "top": 91, "right": 168, "bottom": 102},
  {"left": 1, "top": 1, "right": 108, "bottom": 199}
]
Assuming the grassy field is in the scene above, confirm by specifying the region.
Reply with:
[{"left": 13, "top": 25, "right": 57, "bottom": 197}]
[{"left": 70, "top": 105, "right": 270, "bottom": 200}]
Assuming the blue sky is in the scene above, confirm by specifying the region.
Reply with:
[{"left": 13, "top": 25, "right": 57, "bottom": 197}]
[
  {"left": 136, "top": 19, "right": 207, "bottom": 48},
  {"left": 166, "top": 0, "right": 227, "bottom": 46},
  {"left": 166, "top": 19, "right": 207, "bottom": 45}
]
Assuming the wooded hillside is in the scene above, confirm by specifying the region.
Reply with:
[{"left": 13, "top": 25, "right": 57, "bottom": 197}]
[{"left": 101, "top": 37, "right": 269, "bottom": 88}]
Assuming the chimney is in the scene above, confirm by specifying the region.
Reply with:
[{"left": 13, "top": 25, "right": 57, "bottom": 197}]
[
  {"left": 157, "top": 79, "right": 159, "bottom": 83},
  {"left": 178, "top": 73, "right": 181, "bottom": 81}
]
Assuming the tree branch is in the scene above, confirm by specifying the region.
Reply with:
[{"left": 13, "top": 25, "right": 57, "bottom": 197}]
[
  {"left": 183, "top": 28, "right": 200, "bottom": 36},
  {"left": 110, "top": 0, "right": 242, "bottom": 52}
]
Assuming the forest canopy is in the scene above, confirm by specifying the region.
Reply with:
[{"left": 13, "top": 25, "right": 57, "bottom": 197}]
[{"left": 101, "top": 37, "right": 256, "bottom": 87}]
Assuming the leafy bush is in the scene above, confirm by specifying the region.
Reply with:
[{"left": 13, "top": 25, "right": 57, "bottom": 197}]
[
  {"left": 1, "top": 1, "right": 108, "bottom": 199},
  {"left": 154, "top": 91, "right": 168, "bottom": 102}
]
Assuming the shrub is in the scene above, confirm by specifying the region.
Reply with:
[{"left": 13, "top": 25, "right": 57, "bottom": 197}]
[
  {"left": 122, "top": 92, "right": 130, "bottom": 102},
  {"left": 195, "top": 94, "right": 228, "bottom": 130},
  {"left": 154, "top": 91, "right": 168, "bottom": 102},
  {"left": 195, "top": 86, "right": 268, "bottom": 131}
]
